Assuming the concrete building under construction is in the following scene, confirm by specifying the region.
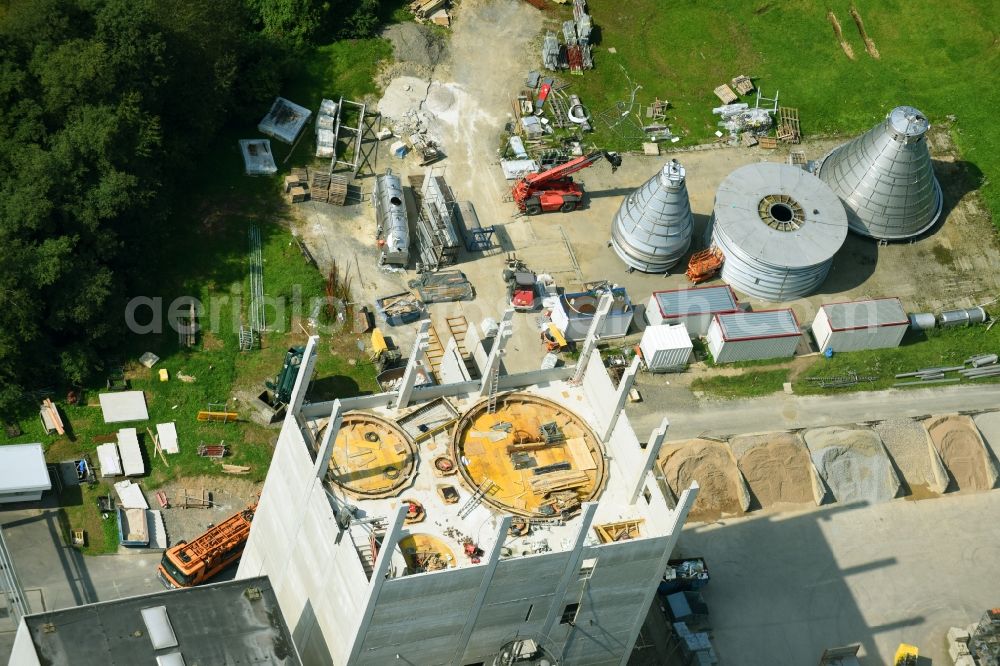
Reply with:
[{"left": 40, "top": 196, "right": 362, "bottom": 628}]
[{"left": 236, "top": 305, "right": 698, "bottom": 666}]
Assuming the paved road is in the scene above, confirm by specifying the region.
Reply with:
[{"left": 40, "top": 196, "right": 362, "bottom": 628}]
[
  {"left": 681, "top": 489, "right": 1000, "bottom": 665},
  {"left": 0, "top": 506, "right": 165, "bottom": 661},
  {"left": 628, "top": 383, "right": 1000, "bottom": 440}
]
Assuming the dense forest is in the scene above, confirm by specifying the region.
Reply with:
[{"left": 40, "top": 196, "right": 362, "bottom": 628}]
[{"left": 0, "top": 0, "right": 384, "bottom": 417}]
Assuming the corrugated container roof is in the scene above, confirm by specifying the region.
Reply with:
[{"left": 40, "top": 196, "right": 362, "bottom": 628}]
[
  {"left": 653, "top": 285, "right": 738, "bottom": 317},
  {"left": 716, "top": 309, "right": 800, "bottom": 340},
  {"left": 821, "top": 298, "right": 908, "bottom": 330},
  {"left": 641, "top": 323, "right": 694, "bottom": 351}
]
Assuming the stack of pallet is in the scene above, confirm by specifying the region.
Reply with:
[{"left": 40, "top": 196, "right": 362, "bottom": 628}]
[
  {"left": 311, "top": 172, "right": 331, "bottom": 203},
  {"left": 777, "top": 107, "right": 801, "bottom": 143}
]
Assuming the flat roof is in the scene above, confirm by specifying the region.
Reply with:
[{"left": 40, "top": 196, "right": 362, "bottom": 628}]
[
  {"left": 21, "top": 576, "right": 300, "bottom": 665},
  {"left": 821, "top": 298, "right": 909, "bottom": 331},
  {"left": 716, "top": 309, "right": 800, "bottom": 341},
  {"left": 0, "top": 443, "right": 50, "bottom": 493},
  {"left": 652, "top": 285, "right": 739, "bottom": 317}
]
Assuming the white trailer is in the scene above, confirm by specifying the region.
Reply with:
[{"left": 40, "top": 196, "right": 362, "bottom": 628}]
[
  {"left": 707, "top": 309, "right": 801, "bottom": 363},
  {"left": 811, "top": 298, "right": 908, "bottom": 352}
]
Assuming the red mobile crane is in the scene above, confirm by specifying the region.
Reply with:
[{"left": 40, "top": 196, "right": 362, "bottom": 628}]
[{"left": 512, "top": 150, "right": 622, "bottom": 215}]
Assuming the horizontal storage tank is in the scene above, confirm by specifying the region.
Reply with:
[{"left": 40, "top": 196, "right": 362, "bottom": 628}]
[
  {"left": 645, "top": 284, "right": 740, "bottom": 336},
  {"left": 373, "top": 170, "right": 409, "bottom": 266},
  {"left": 811, "top": 298, "right": 909, "bottom": 353},
  {"left": 908, "top": 313, "right": 936, "bottom": 331},
  {"left": 550, "top": 287, "right": 633, "bottom": 341},
  {"left": 707, "top": 309, "right": 802, "bottom": 364},
  {"left": 817, "top": 106, "right": 943, "bottom": 240},
  {"left": 611, "top": 160, "right": 694, "bottom": 272},
  {"left": 938, "top": 306, "right": 987, "bottom": 327},
  {"left": 639, "top": 324, "right": 693, "bottom": 372},
  {"left": 709, "top": 163, "right": 848, "bottom": 301}
]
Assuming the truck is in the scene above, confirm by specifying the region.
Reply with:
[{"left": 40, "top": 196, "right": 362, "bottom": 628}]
[{"left": 156, "top": 503, "right": 256, "bottom": 588}]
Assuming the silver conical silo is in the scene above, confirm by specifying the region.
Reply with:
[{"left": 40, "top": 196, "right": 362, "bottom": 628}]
[
  {"left": 817, "top": 105, "right": 943, "bottom": 240},
  {"left": 610, "top": 159, "right": 694, "bottom": 272},
  {"left": 709, "top": 163, "right": 848, "bottom": 301}
]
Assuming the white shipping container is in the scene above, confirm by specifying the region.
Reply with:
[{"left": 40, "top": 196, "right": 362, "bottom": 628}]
[
  {"left": 707, "top": 310, "right": 801, "bottom": 363},
  {"left": 640, "top": 324, "right": 694, "bottom": 372},
  {"left": 811, "top": 298, "right": 908, "bottom": 352},
  {"left": 646, "top": 285, "right": 739, "bottom": 336}
]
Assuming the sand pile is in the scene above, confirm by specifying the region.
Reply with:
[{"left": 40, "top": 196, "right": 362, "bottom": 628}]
[
  {"left": 874, "top": 418, "right": 947, "bottom": 495},
  {"left": 925, "top": 415, "right": 999, "bottom": 491},
  {"left": 972, "top": 411, "right": 1000, "bottom": 464},
  {"left": 731, "top": 432, "right": 815, "bottom": 508},
  {"left": 659, "top": 439, "right": 748, "bottom": 521},
  {"left": 803, "top": 427, "right": 899, "bottom": 503}
]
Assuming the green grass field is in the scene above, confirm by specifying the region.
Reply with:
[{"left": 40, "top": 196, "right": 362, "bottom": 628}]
[
  {"left": 795, "top": 324, "right": 1000, "bottom": 394},
  {"left": 4, "top": 37, "right": 390, "bottom": 554},
  {"left": 691, "top": 368, "right": 790, "bottom": 399},
  {"left": 565, "top": 0, "right": 1000, "bottom": 223}
]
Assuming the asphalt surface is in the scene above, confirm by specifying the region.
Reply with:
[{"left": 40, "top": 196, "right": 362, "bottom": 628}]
[
  {"left": 681, "top": 488, "right": 1000, "bottom": 665},
  {"left": 628, "top": 383, "right": 1000, "bottom": 440},
  {"left": 0, "top": 505, "right": 166, "bottom": 661}
]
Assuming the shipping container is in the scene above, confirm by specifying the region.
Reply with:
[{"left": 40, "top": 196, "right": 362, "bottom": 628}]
[
  {"left": 639, "top": 324, "right": 693, "bottom": 372},
  {"left": 811, "top": 298, "right": 908, "bottom": 352},
  {"left": 646, "top": 285, "right": 739, "bottom": 336},
  {"left": 707, "top": 309, "right": 801, "bottom": 363}
]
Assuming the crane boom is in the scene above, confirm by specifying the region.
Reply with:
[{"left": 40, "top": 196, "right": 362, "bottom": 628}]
[
  {"left": 512, "top": 150, "right": 622, "bottom": 215},
  {"left": 524, "top": 150, "right": 621, "bottom": 186}
]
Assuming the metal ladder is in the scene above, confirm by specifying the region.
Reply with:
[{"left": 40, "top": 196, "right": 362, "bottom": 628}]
[
  {"left": 458, "top": 478, "right": 496, "bottom": 519},
  {"left": 486, "top": 366, "right": 501, "bottom": 414},
  {"left": 238, "top": 326, "right": 256, "bottom": 351}
]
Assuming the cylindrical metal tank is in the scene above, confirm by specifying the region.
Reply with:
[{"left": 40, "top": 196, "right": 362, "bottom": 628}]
[
  {"left": 373, "top": 170, "right": 409, "bottom": 266},
  {"left": 611, "top": 159, "right": 694, "bottom": 272},
  {"left": 938, "top": 306, "right": 986, "bottom": 327},
  {"left": 708, "top": 163, "right": 848, "bottom": 301},
  {"left": 817, "top": 105, "right": 943, "bottom": 240},
  {"left": 908, "top": 313, "right": 936, "bottom": 330}
]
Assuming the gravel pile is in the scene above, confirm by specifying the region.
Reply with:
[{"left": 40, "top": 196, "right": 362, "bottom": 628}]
[
  {"left": 874, "top": 418, "right": 947, "bottom": 495},
  {"left": 731, "top": 432, "right": 814, "bottom": 508},
  {"left": 803, "top": 426, "right": 899, "bottom": 503},
  {"left": 659, "top": 439, "right": 747, "bottom": 521}
]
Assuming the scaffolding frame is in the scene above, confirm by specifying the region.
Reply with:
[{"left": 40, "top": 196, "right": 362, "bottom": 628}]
[{"left": 329, "top": 97, "right": 382, "bottom": 178}]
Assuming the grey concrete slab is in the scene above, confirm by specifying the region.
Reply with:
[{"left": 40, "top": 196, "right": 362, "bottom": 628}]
[{"left": 679, "top": 489, "right": 1000, "bottom": 665}]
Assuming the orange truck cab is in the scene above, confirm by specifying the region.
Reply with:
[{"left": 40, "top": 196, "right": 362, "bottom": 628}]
[{"left": 157, "top": 503, "right": 256, "bottom": 588}]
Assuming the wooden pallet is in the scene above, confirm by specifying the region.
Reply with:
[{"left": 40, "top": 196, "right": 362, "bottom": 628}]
[
  {"left": 731, "top": 75, "right": 754, "bottom": 95},
  {"left": 713, "top": 84, "right": 738, "bottom": 104},
  {"left": 757, "top": 136, "right": 778, "bottom": 150},
  {"left": 777, "top": 106, "right": 801, "bottom": 144},
  {"left": 311, "top": 172, "right": 331, "bottom": 203},
  {"left": 328, "top": 175, "right": 348, "bottom": 206}
]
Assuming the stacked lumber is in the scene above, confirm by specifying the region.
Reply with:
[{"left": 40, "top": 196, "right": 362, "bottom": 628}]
[
  {"left": 530, "top": 470, "right": 589, "bottom": 494},
  {"left": 506, "top": 439, "right": 556, "bottom": 454},
  {"left": 594, "top": 519, "right": 644, "bottom": 543}
]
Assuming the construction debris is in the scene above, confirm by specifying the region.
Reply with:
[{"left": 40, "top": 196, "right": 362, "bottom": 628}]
[
  {"left": 408, "top": 270, "right": 474, "bottom": 303},
  {"left": 376, "top": 291, "right": 425, "bottom": 326}
]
